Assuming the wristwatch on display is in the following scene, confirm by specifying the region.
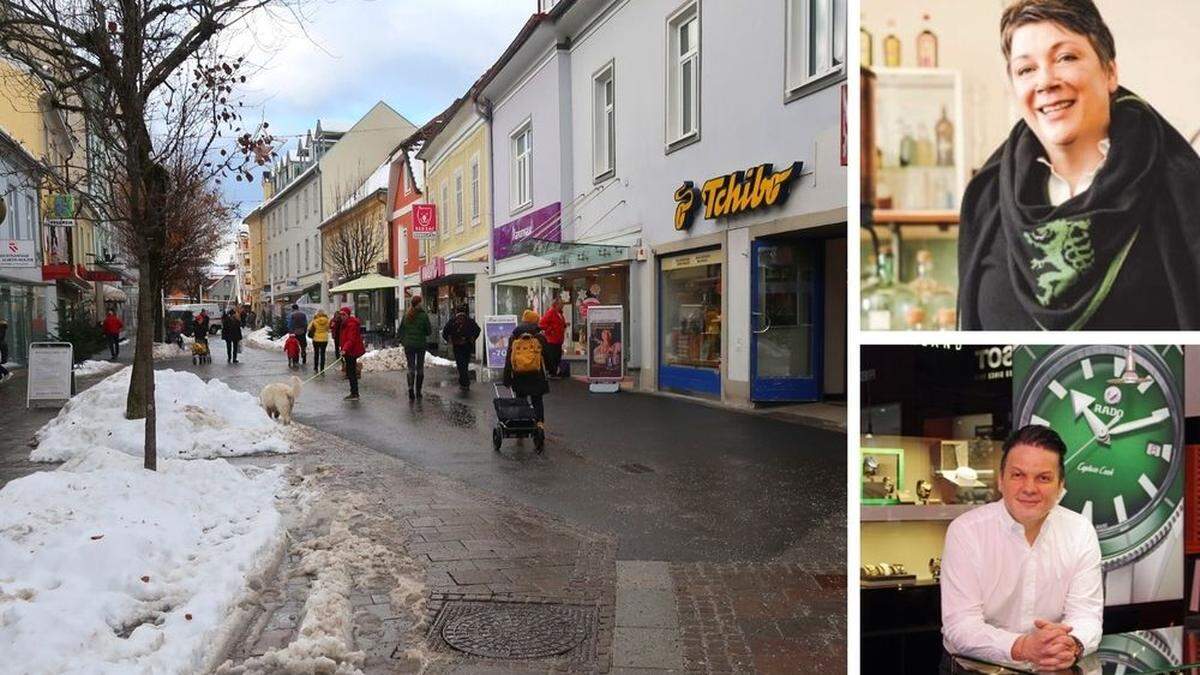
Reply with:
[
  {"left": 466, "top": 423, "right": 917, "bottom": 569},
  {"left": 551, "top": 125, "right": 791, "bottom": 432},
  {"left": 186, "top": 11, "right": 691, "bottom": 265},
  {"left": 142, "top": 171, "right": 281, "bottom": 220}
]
[{"left": 1014, "top": 346, "right": 1184, "bottom": 588}]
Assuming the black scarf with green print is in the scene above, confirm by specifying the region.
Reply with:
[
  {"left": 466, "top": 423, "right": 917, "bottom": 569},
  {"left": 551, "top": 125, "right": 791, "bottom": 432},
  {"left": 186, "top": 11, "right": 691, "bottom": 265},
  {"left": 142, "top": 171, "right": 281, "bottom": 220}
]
[{"left": 958, "top": 88, "right": 1200, "bottom": 330}]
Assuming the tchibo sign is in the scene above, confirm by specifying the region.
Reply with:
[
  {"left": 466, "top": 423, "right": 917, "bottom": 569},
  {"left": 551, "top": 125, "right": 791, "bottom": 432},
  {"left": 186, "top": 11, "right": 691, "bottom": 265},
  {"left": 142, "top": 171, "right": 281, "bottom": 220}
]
[{"left": 0, "top": 240, "right": 36, "bottom": 268}]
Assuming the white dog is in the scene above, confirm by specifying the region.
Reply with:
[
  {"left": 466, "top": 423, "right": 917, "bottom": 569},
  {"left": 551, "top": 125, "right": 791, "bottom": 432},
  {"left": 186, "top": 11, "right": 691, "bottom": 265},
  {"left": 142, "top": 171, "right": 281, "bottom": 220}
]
[{"left": 260, "top": 375, "right": 303, "bottom": 425}]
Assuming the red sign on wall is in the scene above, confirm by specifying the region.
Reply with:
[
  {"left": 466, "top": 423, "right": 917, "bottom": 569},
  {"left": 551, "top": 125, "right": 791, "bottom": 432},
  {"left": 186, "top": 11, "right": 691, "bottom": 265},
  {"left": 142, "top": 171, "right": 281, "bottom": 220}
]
[
  {"left": 420, "top": 256, "right": 445, "bottom": 283},
  {"left": 412, "top": 204, "right": 438, "bottom": 240}
]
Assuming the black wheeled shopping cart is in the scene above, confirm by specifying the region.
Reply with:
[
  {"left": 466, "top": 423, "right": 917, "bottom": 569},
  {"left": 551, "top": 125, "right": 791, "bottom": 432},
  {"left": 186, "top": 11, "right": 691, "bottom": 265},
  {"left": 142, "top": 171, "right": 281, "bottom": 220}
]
[{"left": 492, "top": 384, "right": 544, "bottom": 453}]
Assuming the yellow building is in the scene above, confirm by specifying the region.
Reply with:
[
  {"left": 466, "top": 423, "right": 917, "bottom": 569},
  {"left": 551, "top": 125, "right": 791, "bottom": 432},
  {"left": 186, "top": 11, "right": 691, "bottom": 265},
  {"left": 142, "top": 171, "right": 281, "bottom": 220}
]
[
  {"left": 320, "top": 162, "right": 390, "bottom": 331},
  {"left": 413, "top": 98, "right": 491, "bottom": 350}
]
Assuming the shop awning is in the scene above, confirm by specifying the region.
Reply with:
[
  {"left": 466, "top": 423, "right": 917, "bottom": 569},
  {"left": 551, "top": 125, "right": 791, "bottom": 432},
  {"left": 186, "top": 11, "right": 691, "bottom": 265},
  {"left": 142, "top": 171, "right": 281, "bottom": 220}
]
[
  {"left": 329, "top": 273, "right": 399, "bottom": 294},
  {"left": 103, "top": 284, "right": 127, "bottom": 302},
  {"left": 491, "top": 239, "right": 633, "bottom": 283}
]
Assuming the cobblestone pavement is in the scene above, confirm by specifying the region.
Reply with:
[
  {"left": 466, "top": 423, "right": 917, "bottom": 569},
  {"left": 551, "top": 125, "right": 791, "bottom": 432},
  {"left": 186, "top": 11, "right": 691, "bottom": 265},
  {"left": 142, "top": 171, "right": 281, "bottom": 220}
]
[{"left": 219, "top": 424, "right": 618, "bottom": 673}]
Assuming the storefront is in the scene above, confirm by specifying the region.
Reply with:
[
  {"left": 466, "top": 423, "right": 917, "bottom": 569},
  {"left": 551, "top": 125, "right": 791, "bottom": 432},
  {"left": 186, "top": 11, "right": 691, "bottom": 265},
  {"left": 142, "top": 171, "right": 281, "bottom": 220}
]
[
  {"left": 860, "top": 344, "right": 1198, "bottom": 674},
  {"left": 420, "top": 255, "right": 487, "bottom": 356},
  {"left": 0, "top": 279, "right": 50, "bottom": 366}
]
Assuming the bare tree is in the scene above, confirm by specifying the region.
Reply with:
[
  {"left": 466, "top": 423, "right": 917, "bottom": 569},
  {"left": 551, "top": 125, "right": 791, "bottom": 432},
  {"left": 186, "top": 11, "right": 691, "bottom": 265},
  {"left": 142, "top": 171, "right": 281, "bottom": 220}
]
[
  {"left": 322, "top": 183, "right": 387, "bottom": 285},
  {"left": 0, "top": 1, "right": 290, "bottom": 470}
]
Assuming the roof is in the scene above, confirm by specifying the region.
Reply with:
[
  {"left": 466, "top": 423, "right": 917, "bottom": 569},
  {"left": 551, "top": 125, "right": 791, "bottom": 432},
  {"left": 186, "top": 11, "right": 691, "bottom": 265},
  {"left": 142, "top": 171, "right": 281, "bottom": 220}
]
[{"left": 318, "top": 161, "right": 390, "bottom": 230}]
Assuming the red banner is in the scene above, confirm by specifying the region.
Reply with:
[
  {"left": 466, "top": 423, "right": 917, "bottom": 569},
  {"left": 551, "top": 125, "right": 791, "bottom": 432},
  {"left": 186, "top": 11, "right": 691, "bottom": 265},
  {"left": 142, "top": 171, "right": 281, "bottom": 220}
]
[
  {"left": 420, "top": 256, "right": 445, "bottom": 283},
  {"left": 412, "top": 203, "right": 437, "bottom": 240}
]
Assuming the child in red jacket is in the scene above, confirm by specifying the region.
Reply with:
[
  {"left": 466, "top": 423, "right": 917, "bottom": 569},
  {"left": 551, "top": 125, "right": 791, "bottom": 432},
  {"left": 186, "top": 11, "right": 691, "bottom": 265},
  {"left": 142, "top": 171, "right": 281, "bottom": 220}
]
[{"left": 283, "top": 333, "right": 300, "bottom": 369}]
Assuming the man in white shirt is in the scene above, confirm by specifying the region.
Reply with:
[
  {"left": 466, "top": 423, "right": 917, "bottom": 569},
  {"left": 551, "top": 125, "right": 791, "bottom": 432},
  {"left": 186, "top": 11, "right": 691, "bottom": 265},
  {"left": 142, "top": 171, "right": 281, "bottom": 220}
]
[{"left": 941, "top": 425, "right": 1103, "bottom": 672}]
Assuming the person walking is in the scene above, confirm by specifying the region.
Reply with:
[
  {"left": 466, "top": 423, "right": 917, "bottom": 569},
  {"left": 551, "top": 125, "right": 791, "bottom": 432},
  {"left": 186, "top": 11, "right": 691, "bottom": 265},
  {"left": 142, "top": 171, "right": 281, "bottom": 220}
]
[
  {"left": 101, "top": 309, "right": 123, "bottom": 360},
  {"left": 310, "top": 309, "right": 331, "bottom": 374},
  {"left": 0, "top": 316, "right": 10, "bottom": 381},
  {"left": 338, "top": 306, "right": 365, "bottom": 400},
  {"left": 503, "top": 309, "right": 549, "bottom": 427},
  {"left": 441, "top": 304, "right": 481, "bottom": 389},
  {"left": 398, "top": 296, "right": 432, "bottom": 400},
  {"left": 289, "top": 304, "right": 308, "bottom": 365},
  {"left": 329, "top": 308, "right": 343, "bottom": 360},
  {"left": 539, "top": 298, "right": 566, "bottom": 378},
  {"left": 221, "top": 309, "right": 243, "bottom": 363}
]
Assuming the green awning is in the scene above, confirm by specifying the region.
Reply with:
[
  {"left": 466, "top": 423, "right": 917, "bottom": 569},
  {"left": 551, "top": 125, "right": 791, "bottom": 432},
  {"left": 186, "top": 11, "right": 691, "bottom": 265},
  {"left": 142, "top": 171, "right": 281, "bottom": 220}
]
[{"left": 329, "top": 273, "right": 399, "bottom": 293}]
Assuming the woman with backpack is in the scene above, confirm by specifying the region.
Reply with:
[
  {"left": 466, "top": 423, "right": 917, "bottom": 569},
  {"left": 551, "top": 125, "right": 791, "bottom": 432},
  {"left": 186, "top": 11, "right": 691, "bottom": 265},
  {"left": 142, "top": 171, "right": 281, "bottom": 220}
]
[
  {"left": 399, "top": 295, "right": 432, "bottom": 399},
  {"left": 503, "top": 309, "right": 549, "bottom": 427},
  {"left": 441, "top": 304, "right": 481, "bottom": 389}
]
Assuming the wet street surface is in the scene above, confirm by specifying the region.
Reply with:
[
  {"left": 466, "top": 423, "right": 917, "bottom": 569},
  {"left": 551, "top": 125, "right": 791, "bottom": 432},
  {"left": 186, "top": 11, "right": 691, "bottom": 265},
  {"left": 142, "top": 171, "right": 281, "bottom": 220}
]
[{"left": 1, "top": 338, "right": 847, "bottom": 672}]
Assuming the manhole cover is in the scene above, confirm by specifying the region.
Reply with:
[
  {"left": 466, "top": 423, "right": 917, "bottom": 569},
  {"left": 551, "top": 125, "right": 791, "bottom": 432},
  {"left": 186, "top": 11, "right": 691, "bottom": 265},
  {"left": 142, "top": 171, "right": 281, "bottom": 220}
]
[{"left": 441, "top": 604, "right": 587, "bottom": 659}]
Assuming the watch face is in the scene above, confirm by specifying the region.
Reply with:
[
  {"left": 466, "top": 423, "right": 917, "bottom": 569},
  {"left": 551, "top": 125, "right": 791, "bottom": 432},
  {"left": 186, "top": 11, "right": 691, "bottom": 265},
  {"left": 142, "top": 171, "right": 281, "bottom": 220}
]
[{"left": 1014, "top": 345, "right": 1183, "bottom": 571}]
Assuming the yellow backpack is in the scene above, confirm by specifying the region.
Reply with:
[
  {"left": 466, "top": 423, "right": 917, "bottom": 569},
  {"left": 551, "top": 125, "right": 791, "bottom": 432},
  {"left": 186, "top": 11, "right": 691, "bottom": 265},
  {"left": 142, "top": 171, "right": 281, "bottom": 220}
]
[{"left": 510, "top": 334, "right": 543, "bottom": 374}]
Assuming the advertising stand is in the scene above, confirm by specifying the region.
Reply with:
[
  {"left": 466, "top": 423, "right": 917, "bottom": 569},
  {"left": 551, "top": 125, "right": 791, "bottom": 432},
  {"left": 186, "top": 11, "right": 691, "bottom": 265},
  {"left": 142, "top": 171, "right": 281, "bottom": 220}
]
[
  {"left": 586, "top": 305, "right": 623, "bottom": 394},
  {"left": 484, "top": 315, "right": 518, "bottom": 381},
  {"left": 26, "top": 341, "right": 74, "bottom": 408}
]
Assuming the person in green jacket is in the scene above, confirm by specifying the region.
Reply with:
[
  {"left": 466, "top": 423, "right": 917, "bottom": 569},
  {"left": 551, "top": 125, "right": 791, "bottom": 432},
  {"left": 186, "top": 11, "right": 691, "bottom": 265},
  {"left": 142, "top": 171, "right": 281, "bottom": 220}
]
[{"left": 398, "top": 295, "right": 432, "bottom": 399}]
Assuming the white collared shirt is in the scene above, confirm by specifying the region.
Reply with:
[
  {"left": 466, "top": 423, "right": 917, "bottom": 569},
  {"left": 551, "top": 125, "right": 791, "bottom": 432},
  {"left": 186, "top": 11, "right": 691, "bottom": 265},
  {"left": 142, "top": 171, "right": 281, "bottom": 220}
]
[
  {"left": 941, "top": 500, "right": 1104, "bottom": 665},
  {"left": 1037, "top": 139, "right": 1111, "bottom": 206}
]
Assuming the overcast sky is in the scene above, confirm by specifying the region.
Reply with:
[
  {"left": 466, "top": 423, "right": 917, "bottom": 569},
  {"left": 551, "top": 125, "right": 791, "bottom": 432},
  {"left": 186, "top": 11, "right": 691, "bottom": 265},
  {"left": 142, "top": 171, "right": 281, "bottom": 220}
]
[{"left": 219, "top": 0, "right": 534, "bottom": 218}]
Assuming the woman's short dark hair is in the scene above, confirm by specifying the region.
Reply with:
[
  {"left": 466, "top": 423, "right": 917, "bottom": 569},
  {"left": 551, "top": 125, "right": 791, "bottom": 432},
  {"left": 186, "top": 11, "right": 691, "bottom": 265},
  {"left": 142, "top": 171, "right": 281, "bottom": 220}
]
[
  {"left": 1001, "top": 424, "right": 1068, "bottom": 478},
  {"left": 1000, "top": 0, "right": 1116, "bottom": 70}
]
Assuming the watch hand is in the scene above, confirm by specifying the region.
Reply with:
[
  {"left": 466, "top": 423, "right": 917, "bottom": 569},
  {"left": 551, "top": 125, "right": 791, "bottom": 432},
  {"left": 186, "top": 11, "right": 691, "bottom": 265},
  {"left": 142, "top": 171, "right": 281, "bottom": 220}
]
[
  {"left": 1107, "top": 408, "right": 1170, "bottom": 437},
  {"left": 1070, "top": 390, "right": 1110, "bottom": 445},
  {"left": 1063, "top": 410, "right": 1124, "bottom": 468}
]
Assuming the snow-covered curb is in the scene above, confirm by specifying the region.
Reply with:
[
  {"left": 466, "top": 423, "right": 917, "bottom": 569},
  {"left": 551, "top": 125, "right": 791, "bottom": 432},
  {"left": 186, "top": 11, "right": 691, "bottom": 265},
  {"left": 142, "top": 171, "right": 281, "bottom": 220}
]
[
  {"left": 74, "top": 360, "right": 126, "bottom": 378},
  {"left": 32, "top": 368, "right": 293, "bottom": 463},
  {"left": 242, "top": 328, "right": 279, "bottom": 351},
  {"left": 360, "top": 347, "right": 478, "bottom": 374},
  {"left": 0, "top": 450, "right": 288, "bottom": 673}
]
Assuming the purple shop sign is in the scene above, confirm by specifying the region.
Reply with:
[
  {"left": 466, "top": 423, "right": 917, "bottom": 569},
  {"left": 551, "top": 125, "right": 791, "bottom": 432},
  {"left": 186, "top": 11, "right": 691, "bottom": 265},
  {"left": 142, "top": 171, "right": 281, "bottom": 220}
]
[{"left": 493, "top": 202, "right": 561, "bottom": 260}]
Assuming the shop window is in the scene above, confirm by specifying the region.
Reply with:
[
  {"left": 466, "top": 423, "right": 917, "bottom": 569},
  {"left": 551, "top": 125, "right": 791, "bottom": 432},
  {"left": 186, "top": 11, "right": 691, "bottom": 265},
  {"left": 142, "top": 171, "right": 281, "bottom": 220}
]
[
  {"left": 787, "top": 0, "right": 846, "bottom": 96},
  {"left": 454, "top": 169, "right": 464, "bottom": 233},
  {"left": 666, "top": 3, "right": 699, "bottom": 148},
  {"left": 661, "top": 254, "right": 722, "bottom": 370},
  {"left": 593, "top": 62, "right": 616, "bottom": 180},
  {"left": 511, "top": 121, "right": 532, "bottom": 212}
]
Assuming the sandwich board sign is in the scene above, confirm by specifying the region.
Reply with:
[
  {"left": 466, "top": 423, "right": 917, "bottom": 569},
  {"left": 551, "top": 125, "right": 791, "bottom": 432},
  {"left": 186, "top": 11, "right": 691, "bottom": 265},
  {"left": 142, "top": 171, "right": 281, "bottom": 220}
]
[
  {"left": 586, "top": 305, "right": 624, "bottom": 394},
  {"left": 27, "top": 341, "right": 74, "bottom": 408}
]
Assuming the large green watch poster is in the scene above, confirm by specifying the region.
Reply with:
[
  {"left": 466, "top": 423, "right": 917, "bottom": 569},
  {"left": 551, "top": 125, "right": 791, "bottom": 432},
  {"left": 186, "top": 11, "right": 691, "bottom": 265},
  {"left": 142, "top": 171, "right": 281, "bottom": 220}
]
[{"left": 1013, "top": 345, "right": 1184, "bottom": 607}]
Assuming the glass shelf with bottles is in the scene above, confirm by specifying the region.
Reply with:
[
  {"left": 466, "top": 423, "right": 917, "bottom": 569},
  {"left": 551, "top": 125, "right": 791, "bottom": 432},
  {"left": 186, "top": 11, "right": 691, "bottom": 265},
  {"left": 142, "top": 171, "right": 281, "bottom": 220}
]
[{"left": 872, "top": 68, "right": 965, "bottom": 212}]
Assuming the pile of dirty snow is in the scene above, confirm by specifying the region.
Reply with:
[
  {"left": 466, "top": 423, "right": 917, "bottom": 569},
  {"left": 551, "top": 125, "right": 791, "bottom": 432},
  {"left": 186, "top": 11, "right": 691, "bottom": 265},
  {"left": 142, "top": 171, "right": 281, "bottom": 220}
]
[
  {"left": 242, "top": 328, "right": 278, "bottom": 351},
  {"left": 153, "top": 337, "right": 194, "bottom": 360},
  {"left": 32, "top": 368, "right": 292, "bottom": 463},
  {"left": 74, "top": 360, "right": 126, "bottom": 378},
  {"left": 359, "top": 348, "right": 476, "bottom": 374},
  {"left": 0, "top": 448, "right": 286, "bottom": 674}
]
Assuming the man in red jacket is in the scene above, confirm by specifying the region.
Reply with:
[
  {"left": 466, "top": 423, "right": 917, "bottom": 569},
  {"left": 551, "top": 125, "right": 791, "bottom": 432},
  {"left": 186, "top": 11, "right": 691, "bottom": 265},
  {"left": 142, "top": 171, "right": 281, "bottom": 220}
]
[
  {"left": 338, "top": 306, "right": 365, "bottom": 400},
  {"left": 102, "top": 309, "right": 124, "bottom": 360},
  {"left": 539, "top": 298, "right": 566, "bottom": 378}
]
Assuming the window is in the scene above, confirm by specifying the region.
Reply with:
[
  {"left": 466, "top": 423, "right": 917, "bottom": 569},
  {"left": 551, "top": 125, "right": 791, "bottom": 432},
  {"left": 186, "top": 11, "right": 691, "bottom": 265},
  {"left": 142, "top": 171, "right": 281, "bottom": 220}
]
[
  {"left": 26, "top": 194, "right": 35, "bottom": 240},
  {"left": 440, "top": 183, "right": 450, "bottom": 239},
  {"left": 454, "top": 170, "right": 464, "bottom": 233},
  {"left": 314, "top": 234, "right": 321, "bottom": 269},
  {"left": 285, "top": 249, "right": 290, "bottom": 277},
  {"left": 667, "top": 4, "right": 700, "bottom": 145},
  {"left": 787, "top": 0, "right": 846, "bottom": 93},
  {"left": 470, "top": 156, "right": 480, "bottom": 224},
  {"left": 296, "top": 243, "right": 300, "bottom": 272},
  {"left": 303, "top": 190, "right": 308, "bottom": 219},
  {"left": 304, "top": 237, "right": 310, "bottom": 270},
  {"left": 403, "top": 164, "right": 411, "bottom": 195},
  {"left": 593, "top": 63, "right": 616, "bottom": 179},
  {"left": 294, "top": 197, "right": 299, "bottom": 224},
  {"left": 511, "top": 122, "right": 532, "bottom": 211}
]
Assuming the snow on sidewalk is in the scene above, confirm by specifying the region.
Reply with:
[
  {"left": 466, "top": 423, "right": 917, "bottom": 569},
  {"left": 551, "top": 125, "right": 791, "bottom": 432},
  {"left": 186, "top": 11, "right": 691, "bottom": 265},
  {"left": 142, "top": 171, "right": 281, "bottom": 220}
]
[
  {"left": 32, "top": 368, "right": 292, "bottom": 463},
  {"left": 242, "top": 327, "right": 278, "bottom": 352},
  {"left": 153, "top": 337, "right": 194, "bottom": 360},
  {"left": 0, "top": 449, "right": 286, "bottom": 674},
  {"left": 359, "top": 347, "right": 477, "bottom": 374},
  {"left": 73, "top": 360, "right": 126, "bottom": 378}
]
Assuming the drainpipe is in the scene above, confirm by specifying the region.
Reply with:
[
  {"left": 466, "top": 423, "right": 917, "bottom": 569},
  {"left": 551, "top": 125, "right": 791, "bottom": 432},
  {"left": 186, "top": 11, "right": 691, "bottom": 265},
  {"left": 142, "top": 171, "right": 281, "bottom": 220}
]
[{"left": 475, "top": 94, "right": 495, "bottom": 368}]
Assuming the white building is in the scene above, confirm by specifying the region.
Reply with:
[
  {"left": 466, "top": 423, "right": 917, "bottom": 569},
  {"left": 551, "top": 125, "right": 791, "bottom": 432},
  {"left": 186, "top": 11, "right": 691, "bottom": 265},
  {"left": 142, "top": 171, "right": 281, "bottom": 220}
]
[{"left": 479, "top": 0, "right": 847, "bottom": 405}]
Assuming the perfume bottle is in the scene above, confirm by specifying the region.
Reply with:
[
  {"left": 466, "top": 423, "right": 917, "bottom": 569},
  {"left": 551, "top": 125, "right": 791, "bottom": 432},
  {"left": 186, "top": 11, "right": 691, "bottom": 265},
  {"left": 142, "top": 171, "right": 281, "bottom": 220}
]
[
  {"left": 899, "top": 125, "right": 916, "bottom": 167},
  {"left": 884, "top": 20, "right": 901, "bottom": 67},
  {"left": 915, "top": 124, "right": 935, "bottom": 167},
  {"left": 917, "top": 14, "right": 938, "bottom": 67},
  {"left": 936, "top": 106, "right": 955, "bottom": 166},
  {"left": 908, "top": 250, "right": 956, "bottom": 330}
]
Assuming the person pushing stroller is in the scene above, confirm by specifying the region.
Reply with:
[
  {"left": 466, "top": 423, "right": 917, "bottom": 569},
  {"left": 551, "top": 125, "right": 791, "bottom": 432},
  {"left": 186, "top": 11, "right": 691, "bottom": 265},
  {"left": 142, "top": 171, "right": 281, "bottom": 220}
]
[{"left": 502, "top": 309, "right": 549, "bottom": 428}]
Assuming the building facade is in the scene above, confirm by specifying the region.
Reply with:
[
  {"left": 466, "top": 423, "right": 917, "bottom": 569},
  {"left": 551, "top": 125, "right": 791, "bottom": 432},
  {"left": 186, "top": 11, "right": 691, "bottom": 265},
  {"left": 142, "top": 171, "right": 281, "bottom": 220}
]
[
  {"left": 414, "top": 98, "right": 492, "bottom": 356},
  {"left": 386, "top": 146, "right": 425, "bottom": 300},
  {"left": 321, "top": 162, "right": 392, "bottom": 331},
  {"left": 480, "top": 0, "right": 847, "bottom": 405}
]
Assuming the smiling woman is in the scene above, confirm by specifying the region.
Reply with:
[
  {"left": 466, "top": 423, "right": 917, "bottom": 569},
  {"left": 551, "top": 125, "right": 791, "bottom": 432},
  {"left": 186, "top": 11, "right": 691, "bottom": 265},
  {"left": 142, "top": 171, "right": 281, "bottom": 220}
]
[{"left": 956, "top": 0, "right": 1200, "bottom": 330}]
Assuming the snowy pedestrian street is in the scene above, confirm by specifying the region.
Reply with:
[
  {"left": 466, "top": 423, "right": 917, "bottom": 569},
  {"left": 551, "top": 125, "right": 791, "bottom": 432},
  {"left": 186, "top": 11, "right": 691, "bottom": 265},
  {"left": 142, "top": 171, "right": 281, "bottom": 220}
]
[{"left": 0, "top": 338, "right": 845, "bottom": 672}]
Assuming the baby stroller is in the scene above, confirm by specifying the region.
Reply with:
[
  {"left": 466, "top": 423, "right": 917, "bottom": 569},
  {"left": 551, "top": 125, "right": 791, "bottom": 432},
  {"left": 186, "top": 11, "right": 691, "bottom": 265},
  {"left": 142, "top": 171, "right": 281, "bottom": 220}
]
[
  {"left": 191, "top": 336, "right": 211, "bottom": 365},
  {"left": 492, "top": 384, "right": 544, "bottom": 453}
]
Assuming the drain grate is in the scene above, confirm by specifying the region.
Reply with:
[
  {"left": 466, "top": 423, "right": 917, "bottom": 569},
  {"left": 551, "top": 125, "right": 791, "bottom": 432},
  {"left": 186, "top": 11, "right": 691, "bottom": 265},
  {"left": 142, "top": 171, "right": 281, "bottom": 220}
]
[
  {"left": 427, "top": 599, "right": 599, "bottom": 664},
  {"left": 619, "top": 463, "right": 655, "bottom": 474}
]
